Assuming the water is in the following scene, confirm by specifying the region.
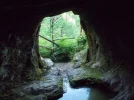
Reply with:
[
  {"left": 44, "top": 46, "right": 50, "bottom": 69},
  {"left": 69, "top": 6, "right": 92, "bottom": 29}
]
[{"left": 58, "top": 75, "right": 113, "bottom": 100}]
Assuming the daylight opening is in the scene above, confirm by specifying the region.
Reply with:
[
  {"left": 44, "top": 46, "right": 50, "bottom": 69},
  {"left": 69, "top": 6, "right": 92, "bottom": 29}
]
[{"left": 39, "top": 11, "right": 88, "bottom": 62}]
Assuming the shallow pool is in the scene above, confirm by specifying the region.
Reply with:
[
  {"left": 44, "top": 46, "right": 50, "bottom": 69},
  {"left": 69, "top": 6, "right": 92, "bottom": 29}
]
[{"left": 58, "top": 76, "right": 113, "bottom": 100}]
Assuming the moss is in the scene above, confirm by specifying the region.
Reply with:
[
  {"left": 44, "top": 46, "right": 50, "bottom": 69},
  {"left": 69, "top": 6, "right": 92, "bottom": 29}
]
[
  {"left": 35, "top": 67, "right": 42, "bottom": 76},
  {"left": 46, "top": 77, "right": 63, "bottom": 99},
  {"left": 69, "top": 65, "right": 105, "bottom": 88},
  {"left": 26, "top": 67, "right": 43, "bottom": 81},
  {"left": 57, "top": 77, "right": 63, "bottom": 89}
]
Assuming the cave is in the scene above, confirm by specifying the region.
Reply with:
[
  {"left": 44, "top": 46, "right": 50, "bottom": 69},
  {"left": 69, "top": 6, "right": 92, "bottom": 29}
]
[{"left": 0, "top": 0, "right": 134, "bottom": 100}]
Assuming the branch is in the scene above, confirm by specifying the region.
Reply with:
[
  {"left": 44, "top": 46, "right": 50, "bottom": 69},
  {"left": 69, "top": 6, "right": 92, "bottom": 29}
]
[
  {"left": 39, "top": 35, "right": 59, "bottom": 47},
  {"left": 39, "top": 46, "right": 53, "bottom": 51},
  {"left": 54, "top": 37, "right": 75, "bottom": 41}
]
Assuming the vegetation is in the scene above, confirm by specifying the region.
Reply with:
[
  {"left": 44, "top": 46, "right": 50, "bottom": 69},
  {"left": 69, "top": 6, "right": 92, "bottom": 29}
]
[{"left": 39, "top": 11, "right": 88, "bottom": 62}]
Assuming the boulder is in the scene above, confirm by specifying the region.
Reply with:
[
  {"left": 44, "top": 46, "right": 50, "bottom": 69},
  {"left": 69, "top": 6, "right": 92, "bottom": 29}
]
[
  {"left": 12, "top": 68, "right": 63, "bottom": 100},
  {"left": 73, "top": 49, "right": 88, "bottom": 68},
  {"left": 73, "top": 61, "right": 81, "bottom": 69},
  {"left": 91, "top": 62, "right": 100, "bottom": 69},
  {"left": 41, "top": 57, "right": 54, "bottom": 68}
]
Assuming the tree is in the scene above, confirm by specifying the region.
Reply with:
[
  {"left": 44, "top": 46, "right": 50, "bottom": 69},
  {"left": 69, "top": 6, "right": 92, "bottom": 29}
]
[{"left": 39, "top": 11, "right": 85, "bottom": 59}]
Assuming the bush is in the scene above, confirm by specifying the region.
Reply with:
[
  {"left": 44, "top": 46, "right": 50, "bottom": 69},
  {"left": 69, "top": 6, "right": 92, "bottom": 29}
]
[
  {"left": 75, "top": 35, "right": 88, "bottom": 52},
  {"left": 39, "top": 38, "right": 52, "bottom": 58},
  {"left": 39, "top": 35, "right": 88, "bottom": 62},
  {"left": 51, "top": 38, "right": 77, "bottom": 62}
]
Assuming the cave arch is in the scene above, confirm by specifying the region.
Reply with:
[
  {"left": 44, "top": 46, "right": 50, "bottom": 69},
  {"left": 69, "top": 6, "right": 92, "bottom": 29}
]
[{"left": 1, "top": 1, "right": 134, "bottom": 100}]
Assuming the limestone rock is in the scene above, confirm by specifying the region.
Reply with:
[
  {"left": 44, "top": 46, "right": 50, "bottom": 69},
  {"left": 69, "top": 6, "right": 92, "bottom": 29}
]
[
  {"left": 12, "top": 68, "right": 63, "bottom": 100},
  {"left": 91, "top": 62, "right": 100, "bottom": 69},
  {"left": 21, "top": 95, "right": 46, "bottom": 100},
  {"left": 73, "top": 49, "right": 87, "bottom": 63},
  {"left": 73, "top": 49, "right": 88, "bottom": 68},
  {"left": 73, "top": 61, "right": 81, "bottom": 69},
  {"left": 41, "top": 57, "right": 54, "bottom": 68}
]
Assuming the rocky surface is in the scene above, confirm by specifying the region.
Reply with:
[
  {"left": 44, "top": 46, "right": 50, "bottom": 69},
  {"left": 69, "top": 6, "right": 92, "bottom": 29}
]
[
  {"left": 102, "top": 67, "right": 134, "bottom": 100},
  {"left": 12, "top": 67, "right": 63, "bottom": 100},
  {"left": 41, "top": 57, "right": 54, "bottom": 68},
  {"left": 67, "top": 66, "right": 105, "bottom": 88},
  {"left": 73, "top": 49, "right": 88, "bottom": 68}
]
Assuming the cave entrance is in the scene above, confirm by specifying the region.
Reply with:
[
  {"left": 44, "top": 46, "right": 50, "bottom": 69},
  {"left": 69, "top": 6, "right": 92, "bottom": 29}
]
[
  {"left": 38, "top": 11, "right": 114, "bottom": 100},
  {"left": 39, "top": 11, "right": 88, "bottom": 62}
]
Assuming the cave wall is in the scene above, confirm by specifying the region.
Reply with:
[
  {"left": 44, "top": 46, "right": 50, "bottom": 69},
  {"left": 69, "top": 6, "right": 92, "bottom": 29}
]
[
  {"left": 0, "top": 12, "right": 44, "bottom": 82},
  {"left": 77, "top": 1, "right": 134, "bottom": 100},
  {"left": 0, "top": 0, "right": 134, "bottom": 100}
]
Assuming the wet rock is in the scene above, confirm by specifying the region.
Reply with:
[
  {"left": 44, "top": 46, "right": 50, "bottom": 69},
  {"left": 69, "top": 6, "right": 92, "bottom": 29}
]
[
  {"left": 48, "top": 67, "right": 62, "bottom": 76},
  {"left": 73, "top": 49, "right": 88, "bottom": 69},
  {"left": 73, "top": 61, "right": 81, "bottom": 69},
  {"left": 73, "top": 53, "right": 82, "bottom": 62},
  {"left": 0, "top": 67, "right": 8, "bottom": 80},
  {"left": 41, "top": 57, "right": 54, "bottom": 68},
  {"left": 102, "top": 67, "right": 134, "bottom": 100},
  {"left": 111, "top": 84, "right": 134, "bottom": 100},
  {"left": 20, "top": 95, "right": 46, "bottom": 100},
  {"left": 91, "top": 62, "right": 100, "bottom": 69},
  {"left": 73, "top": 49, "right": 87, "bottom": 63},
  {"left": 67, "top": 66, "right": 105, "bottom": 88},
  {"left": 84, "top": 62, "right": 93, "bottom": 67},
  {"left": 68, "top": 68, "right": 86, "bottom": 80},
  {"left": 12, "top": 68, "right": 63, "bottom": 100},
  {"left": 68, "top": 68, "right": 88, "bottom": 87}
]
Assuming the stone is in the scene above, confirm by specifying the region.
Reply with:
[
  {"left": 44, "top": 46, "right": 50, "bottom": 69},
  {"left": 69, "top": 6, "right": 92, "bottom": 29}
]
[
  {"left": 91, "top": 62, "right": 100, "bottom": 69},
  {"left": 73, "top": 49, "right": 88, "bottom": 69},
  {"left": 84, "top": 62, "right": 93, "bottom": 67},
  {"left": 68, "top": 68, "right": 87, "bottom": 85},
  {"left": 41, "top": 57, "right": 54, "bottom": 68},
  {"left": 22, "top": 95, "right": 46, "bottom": 100},
  {"left": 73, "top": 49, "right": 87, "bottom": 63},
  {"left": 12, "top": 68, "right": 63, "bottom": 100},
  {"left": 73, "top": 61, "right": 81, "bottom": 69}
]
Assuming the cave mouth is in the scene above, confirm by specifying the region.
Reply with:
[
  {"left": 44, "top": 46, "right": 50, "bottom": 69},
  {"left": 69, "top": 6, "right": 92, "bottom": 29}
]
[
  {"left": 37, "top": 11, "right": 115, "bottom": 100},
  {"left": 38, "top": 11, "right": 88, "bottom": 62},
  {"left": 0, "top": 1, "right": 134, "bottom": 100}
]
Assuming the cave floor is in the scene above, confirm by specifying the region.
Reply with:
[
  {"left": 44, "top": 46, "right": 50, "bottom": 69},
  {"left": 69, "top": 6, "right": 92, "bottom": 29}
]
[
  {"left": 11, "top": 62, "right": 84, "bottom": 100},
  {"left": 12, "top": 62, "right": 114, "bottom": 100}
]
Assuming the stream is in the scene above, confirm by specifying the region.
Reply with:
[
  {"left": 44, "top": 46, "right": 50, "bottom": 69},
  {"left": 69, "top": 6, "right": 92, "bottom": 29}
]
[{"left": 58, "top": 74, "right": 113, "bottom": 100}]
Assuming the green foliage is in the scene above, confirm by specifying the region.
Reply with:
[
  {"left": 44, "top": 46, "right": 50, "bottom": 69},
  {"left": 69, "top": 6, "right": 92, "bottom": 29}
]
[
  {"left": 39, "top": 38, "right": 52, "bottom": 58},
  {"left": 39, "top": 11, "right": 80, "bottom": 39},
  {"left": 76, "top": 35, "right": 88, "bottom": 52},
  {"left": 52, "top": 37, "right": 77, "bottom": 62},
  {"left": 39, "top": 11, "right": 88, "bottom": 62}
]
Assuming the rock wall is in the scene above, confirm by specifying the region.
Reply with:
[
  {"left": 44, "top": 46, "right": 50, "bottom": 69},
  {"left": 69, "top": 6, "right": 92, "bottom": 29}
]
[
  {"left": 0, "top": 0, "right": 134, "bottom": 100},
  {"left": 0, "top": 13, "right": 44, "bottom": 83},
  {"left": 77, "top": 1, "right": 134, "bottom": 100}
]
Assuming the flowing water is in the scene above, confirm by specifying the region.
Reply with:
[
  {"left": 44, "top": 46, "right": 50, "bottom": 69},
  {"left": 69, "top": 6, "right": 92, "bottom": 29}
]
[{"left": 58, "top": 74, "right": 113, "bottom": 100}]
